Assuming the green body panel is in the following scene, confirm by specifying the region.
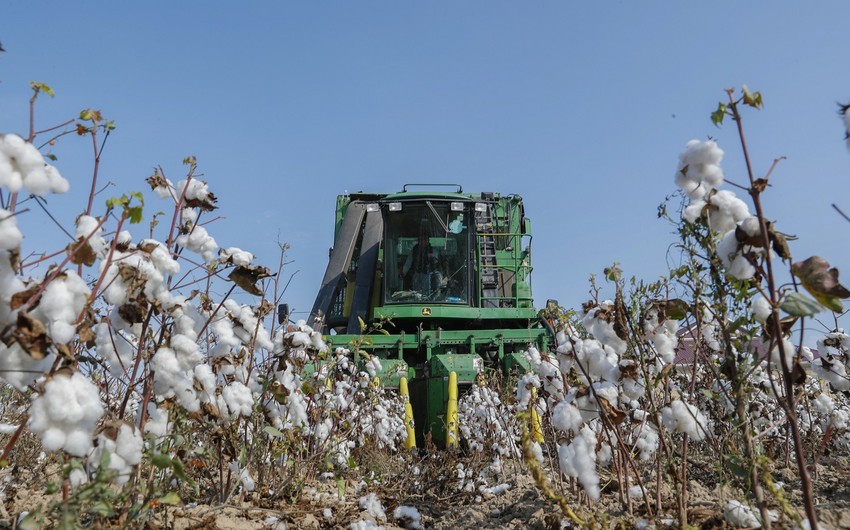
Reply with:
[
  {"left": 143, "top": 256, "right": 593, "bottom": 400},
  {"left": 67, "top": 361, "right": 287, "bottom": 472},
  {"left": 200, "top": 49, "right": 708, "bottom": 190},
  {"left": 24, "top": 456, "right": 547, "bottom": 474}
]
[
  {"left": 373, "top": 305, "right": 538, "bottom": 320},
  {"left": 408, "top": 354, "right": 481, "bottom": 446}
]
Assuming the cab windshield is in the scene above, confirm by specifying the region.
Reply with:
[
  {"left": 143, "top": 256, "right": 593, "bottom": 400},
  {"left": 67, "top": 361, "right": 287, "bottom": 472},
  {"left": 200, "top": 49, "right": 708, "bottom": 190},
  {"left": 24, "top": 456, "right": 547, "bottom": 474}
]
[{"left": 384, "top": 201, "right": 469, "bottom": 304}]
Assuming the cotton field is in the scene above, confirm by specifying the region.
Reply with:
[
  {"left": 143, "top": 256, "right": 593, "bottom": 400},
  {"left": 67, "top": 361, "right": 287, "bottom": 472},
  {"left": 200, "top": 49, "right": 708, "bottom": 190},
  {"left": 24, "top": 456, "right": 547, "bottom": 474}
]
[{"left": 1, "top": 84, "right": 850, "bottom": 529}]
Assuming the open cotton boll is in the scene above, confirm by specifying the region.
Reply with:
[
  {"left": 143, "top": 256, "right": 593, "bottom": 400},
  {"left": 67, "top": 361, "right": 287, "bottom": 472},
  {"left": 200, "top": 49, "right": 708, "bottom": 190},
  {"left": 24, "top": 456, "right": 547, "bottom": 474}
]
[
  {"left": 768, "top": 339, "right": 796, "bottom": 369},
  {"left": 219, "top": 247, "right": 253, "bottom": 266},
  {"left": 674, "top": 139, "right": 725, "bottom": 200},
  {"left": 28, "top": 371, "right": 105, "bottom": 457},
  {"left": 557, "top": 426, "right": 600, "bottom": 500},
  {"left": 751, "top": 296, "right": 772, "bottom": 323},
  {"left": 0, "top": 209, "right": 23, "bottom": 249},
  {"left": 642, "top": 308, "right": 679, "bottom": 364},
  {"left": 661, "top": 399, "right": 708, "bottom": 441},
  {"left": 683, "top": 190, "right": 750, "bottom": 233},
  {"left": 706, "top": 190, "right": 750, "bottom": 233},
  {"left": 222, "top": 381, "right": 254, "bottom": 418},
  {"left": 364, "top": 356, "right": 382, "bottom": 377},
  {"left": 582, "top": 302, "right": 627, "bottom": 356},
  {"left": 724, "top": 500, "right": 761, "bottom": 528},
  {"left": 75, "top": 215, "right": 108, "bottom": 257},
  {"left": 32, "top": 271, "right": 90, "bottom": 344},
  {"left": 95, "top": 323, "right": 134, "bottom": 377},
  {"left": 0, "top": 343, "right": 55, "bottom": 391},
  {"left": 717, "top": 229, "right": 756, "bottom": 280},
  {"left": 634, "top": 423, "right": 659, "bottom": 461},
  {"left": 515, "top": 373, "right": 541, "bottom": 409},
  {"left": 358, "top": 492, "right": 387, "bottom": 522},
  {"left": 142, "top": 403, "right": 170, "bottom": 438},
  {"left": 811, "top": 358, "right": 850, "bottom": 391},
  {"left": 393, "top": 506, "right": 422, "bottom": 530},
  {"left": 0, "top": 134, "right": 69, "bottom": 195},
  {"left": 176, "top": 223, "right": 218, "bottom": 262},
  {"left": 575, "top": 338, "right": 620, "bottom": 383},
  {"left": 89, "top": 424, "right": 143, "bottom": 484},
  {"left": 150, "top": 347, "right": 200, "bottom": 412}
]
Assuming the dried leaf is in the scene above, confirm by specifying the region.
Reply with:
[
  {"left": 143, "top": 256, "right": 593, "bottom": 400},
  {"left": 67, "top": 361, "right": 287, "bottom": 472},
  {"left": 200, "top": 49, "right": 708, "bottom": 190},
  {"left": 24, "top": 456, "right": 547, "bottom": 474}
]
[
  {"left": 55, "top": 342, "right": 74, "bottom": 361},
  {"left": 228, "top": 265, "right": 271, "bottom": 296},
  {"left": 10, "top": 312, "right": 50, "bottom": 359},
  {"left": 67, "top": 238, "right": 97, "bottom": 266},
  {"left": 118, "top": 300, "right": 147, "bottom": 324},
  {"left": 596, "top": 396, "right": 627, "bottom": 425},
  {"left": 10, "top": 283, "right": 41, "bottom": 311},
  {"left": 184, "top": 190, "right": 218, "bottom": 212},
  {"left": 792, "top": 256, "right": 850, "bottom": 312}
]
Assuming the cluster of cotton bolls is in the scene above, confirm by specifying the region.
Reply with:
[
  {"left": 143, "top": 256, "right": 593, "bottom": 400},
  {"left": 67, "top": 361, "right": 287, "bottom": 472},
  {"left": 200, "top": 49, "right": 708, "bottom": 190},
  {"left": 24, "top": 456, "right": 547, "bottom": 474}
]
[
  {"left": 675, "top": 139, "right": 770, "bottom": 280},
  {"left": 262, "top": 336, "right": 407, "bottom": 467},
  {"left": 0, "top": 133, "right": 68, "bottom": 195},
  {"left": 458, "top": 383, "right": 520, "bottom": 456}
]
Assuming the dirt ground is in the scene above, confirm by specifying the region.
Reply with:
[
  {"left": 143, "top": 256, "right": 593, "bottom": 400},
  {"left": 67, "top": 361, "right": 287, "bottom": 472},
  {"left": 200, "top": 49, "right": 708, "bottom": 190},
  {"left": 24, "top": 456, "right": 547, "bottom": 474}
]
[{"left": 3, "top": 455, "right": 850, "bottom": 529}]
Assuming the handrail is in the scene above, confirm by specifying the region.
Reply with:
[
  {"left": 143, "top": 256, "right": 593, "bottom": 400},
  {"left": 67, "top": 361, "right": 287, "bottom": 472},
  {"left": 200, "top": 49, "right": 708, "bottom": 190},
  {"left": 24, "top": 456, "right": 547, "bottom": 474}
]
[{"left": 402, "top": 183, "right": 463, "bottom": 193}]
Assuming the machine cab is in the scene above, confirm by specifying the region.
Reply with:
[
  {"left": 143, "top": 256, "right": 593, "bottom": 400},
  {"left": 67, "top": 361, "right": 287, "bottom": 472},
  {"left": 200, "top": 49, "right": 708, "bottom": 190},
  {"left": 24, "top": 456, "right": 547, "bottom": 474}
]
[{"left": 382, "top": 199, "right": 471, "bottom": 305}]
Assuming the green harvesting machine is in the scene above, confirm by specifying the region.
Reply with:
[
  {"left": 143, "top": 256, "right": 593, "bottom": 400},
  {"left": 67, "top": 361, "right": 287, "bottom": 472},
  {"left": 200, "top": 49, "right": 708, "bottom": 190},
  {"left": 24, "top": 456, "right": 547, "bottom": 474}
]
[{"left": 294, "top": 184, "right": 554, "bottom": 447}]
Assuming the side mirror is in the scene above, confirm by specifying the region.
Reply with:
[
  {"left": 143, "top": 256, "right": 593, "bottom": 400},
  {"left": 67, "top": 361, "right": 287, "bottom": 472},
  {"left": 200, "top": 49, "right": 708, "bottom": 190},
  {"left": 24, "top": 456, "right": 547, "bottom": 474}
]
[{"left": 278, "top": 303, "right": 290, "bottom": 325}]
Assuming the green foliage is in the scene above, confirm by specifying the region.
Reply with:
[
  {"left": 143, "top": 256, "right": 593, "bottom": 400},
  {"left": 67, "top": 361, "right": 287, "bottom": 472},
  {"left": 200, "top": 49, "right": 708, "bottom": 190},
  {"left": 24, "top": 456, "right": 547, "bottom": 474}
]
[
  {"left": 106, "top": 191, "right": 145, "bottom": 224},
  {"left": 30, "top": 81, "right": 55, "bottom": 97}
]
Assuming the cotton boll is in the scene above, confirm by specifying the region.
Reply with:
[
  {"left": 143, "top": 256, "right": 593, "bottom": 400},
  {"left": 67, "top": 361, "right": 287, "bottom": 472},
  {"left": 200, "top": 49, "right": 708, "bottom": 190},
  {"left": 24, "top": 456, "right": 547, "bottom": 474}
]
[
  {"left": 717, "top": 229, "right": 756, "bottom": 280},
  {"left": 515, "top": 373, "right": 540, "bottom": 409},
  {"left": 634, "top": 423, "right": 659, "bottom": 461},
  {"left": 222, "top": 381, "right": 254, "bottom": 418},
  {"left": 90, "top": 424, "right": 143, "bottom": 484},
  {"left": 219, "top": 247, "right": 254, "bottom": 266},
  {"left": 358, "top": 493, "right": 387, "bottom": 522},
  {"left": 0, "top": 342, "right": 55, "bottom": 391},
  {"left": 393, "top": 505, "right": 422, "bottom": 530},
  {"left": 706, "top": 190, "right": 751, "bottom": 233},
  {"left": 582, "top": 302, "right": 627, "bottom": 356},
  {"left": 176, "top": 223, "right": 218, "bottom": 262},
  {"left": 811, "top": 358, "right": 850, "bottom": 391},
  {"left": 768, "top": 339, "right": 796, "bottom": 369},
  {"left": 75, "top": 215, "right": 108, "bottom": 257},
  {"left": 660, "top": 399, "right": 708, "bottom": 441},
  {"left": 28, "top": 372, "right": 105, "bottom": 457},
  {"left": 150, "top": 347, "right": 200, "bottom": 412},
  {"left": 364, "top": 356, "right": 382, "bottom": 378},
  {"left": 0, "top": 209, "right": 23, "bottom": 249},
  {"left": 142, "top": 403, "right": 170, "bottom": 438},
  {"left": 675, "top": 139, "right": 725, "bottom": 200},
  {"left": 724, "top": 500, "right": 761, "bottom": 528},
  {"left": 557, "top": 426, "right": 600, "bottom": 500},
  {"left": 751, "top": 296, "right": 772, "bottom": 323},
  {"left": 33, "top": 271, "right": 90, "bottom": 344},
  {"left": 0, "top": 134, "right": 69, "bottom": 195},
  {"left": 95, "top": 323, "right": 134, "bottom": 377}
]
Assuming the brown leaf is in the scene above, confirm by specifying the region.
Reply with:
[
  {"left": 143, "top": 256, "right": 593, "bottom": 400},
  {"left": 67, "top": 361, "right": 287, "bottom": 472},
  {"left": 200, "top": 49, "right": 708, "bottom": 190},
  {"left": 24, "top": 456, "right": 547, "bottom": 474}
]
[
  {"left": 184, "top": 189, "right": 218, "bottom": 212},
  {"left": 78, "top": 324, "right": 96, "bottom": 348},
  {"left": 228, "top": 265, "right": 271, "bottom": 296},
  {"left": 146, "top": 171, "right": 169, "bottom": 191},
  {"left": 55, "top": 342, "right": 75, "bottom": 361},
  {"left": 792, "top": 256, "right": 850, "bottom": 312},
  {"left": 596, "top": 396, "right": 627, "bottom": 425},
  {"left": 768, "top": 224, "right": 792, "bottom": 261},
  {"left": 10, "top": 283, "right": 41, "bottom": 311},
  {"left": 10, "top": 312, "right": 50, "bottom": 359},
  {"left": 118, "top": 300, "right": 147, "bottom": 324},
  {"left": 67, "top": 238, "right": 97, "bottom": 266}
]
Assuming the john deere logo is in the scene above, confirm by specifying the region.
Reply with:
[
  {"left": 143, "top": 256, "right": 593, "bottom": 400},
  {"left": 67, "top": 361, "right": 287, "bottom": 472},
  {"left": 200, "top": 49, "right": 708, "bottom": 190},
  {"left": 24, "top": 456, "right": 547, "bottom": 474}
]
[{"left": 421, "top": 307, "right": 432, "bottom": 316}]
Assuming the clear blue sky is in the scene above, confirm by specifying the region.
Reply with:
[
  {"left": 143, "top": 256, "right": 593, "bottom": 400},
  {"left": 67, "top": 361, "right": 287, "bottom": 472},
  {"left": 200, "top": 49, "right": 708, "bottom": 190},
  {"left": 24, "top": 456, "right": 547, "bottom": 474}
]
[{"left": 3, "top": 3, "right": 850, "bottom": 320}]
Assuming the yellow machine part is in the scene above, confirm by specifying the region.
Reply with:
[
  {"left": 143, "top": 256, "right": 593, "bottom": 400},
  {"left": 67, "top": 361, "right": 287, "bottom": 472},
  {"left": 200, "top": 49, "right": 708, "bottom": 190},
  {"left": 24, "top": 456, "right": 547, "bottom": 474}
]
[{"left": 446, "top": 371, "right": 459, "bottom": 449}]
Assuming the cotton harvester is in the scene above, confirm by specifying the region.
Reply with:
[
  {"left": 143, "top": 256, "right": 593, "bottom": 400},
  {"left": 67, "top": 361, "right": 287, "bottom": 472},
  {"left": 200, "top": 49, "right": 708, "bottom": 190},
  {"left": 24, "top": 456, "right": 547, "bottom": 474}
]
[{"left": 290, "top": 184, "right": 554, "bottom": 448}]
